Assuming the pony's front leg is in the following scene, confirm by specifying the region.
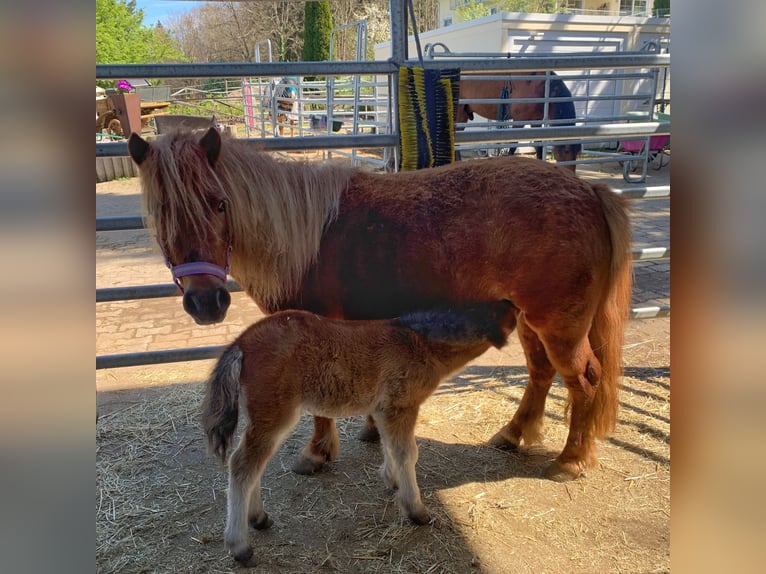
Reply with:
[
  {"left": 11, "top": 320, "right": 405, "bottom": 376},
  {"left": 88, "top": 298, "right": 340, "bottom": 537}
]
[{"left": 293, "top": 416, "right": 339, "bottom": 475}]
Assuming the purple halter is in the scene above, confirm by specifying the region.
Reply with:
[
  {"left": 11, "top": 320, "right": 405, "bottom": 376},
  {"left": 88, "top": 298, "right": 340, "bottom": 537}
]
[{"left": 165, "top": 245, "right": 232, "bottom": 292}]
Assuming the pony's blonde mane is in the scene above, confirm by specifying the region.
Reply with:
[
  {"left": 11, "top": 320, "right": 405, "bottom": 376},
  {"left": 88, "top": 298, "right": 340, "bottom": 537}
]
[
  {"left": 140, "top": 130, "right": 227, "bottom": 252},
  {"left": 139, "top": 130, "right": 354, "bottom": 309}
]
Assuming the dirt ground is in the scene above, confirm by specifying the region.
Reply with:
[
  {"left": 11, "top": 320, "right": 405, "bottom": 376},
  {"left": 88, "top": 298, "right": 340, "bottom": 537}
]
[{"left": 96, "top": 157, "right": 670, "bottom": 574}]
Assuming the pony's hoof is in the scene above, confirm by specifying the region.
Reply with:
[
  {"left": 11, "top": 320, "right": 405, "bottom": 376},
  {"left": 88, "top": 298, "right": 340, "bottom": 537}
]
[
  {"left": 230, "top": 544, "right": 254, "bottom": 565},
  {"left": 292, "top": 456, "right": 325, "bottom": 476},
  {"left": 488, "top": 430, "right": 520, "bottom": 451},
  {"left": 249, "top": 512, "right": 273, "bottom": 530},
  {"left": 544, "top": 460, "right": 584, "bottom": 482},
  {"left": 408, "top": 507, "right": 432, "bottom": 526},
  {"left": 358, "top": 425, "right": 380, "bottom": 443}
]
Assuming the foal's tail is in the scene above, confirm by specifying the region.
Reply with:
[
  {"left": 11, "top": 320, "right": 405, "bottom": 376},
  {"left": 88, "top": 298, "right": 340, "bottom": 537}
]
[
  {"left": 201, "top": 344, "right": 244, "bottom": 464},
  {"left": 589, "top": 183, "right": 633, "bottom": 439}
]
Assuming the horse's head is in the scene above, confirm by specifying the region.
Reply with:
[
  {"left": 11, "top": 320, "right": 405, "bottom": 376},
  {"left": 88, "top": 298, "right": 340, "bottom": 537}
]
[{"left": 129, "top": 128, "right": 232, "bottom": 325}]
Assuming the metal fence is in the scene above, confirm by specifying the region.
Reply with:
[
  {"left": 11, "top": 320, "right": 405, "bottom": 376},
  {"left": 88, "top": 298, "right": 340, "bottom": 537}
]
[{"left": 96, "top": 0, "right": 669, "bottom": 370}]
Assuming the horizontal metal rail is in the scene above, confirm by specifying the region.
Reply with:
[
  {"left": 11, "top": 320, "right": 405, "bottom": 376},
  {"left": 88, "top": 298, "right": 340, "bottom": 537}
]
[
  {"left": 95, "top": 303, "right": 671, "bottom": 370},
  {"left": 96, "top": 280, "right": 242, "bottom": 303},
  {"left": 613, "top": 186, "right": 670, "bottom": 199},
  {"left": 96, "top": 346, "right": 224, "bottom": 370},
  {"left": 96, "top": 53, "right": 668, "bottom": 81},
  {"left": 630, "top": 305, "right": 671, "bottom": 320},
  {"left": 96, "top": 215, "right": 145, "bottom": 231},
  {"left": 96, "top": 124, "right": 667, "bottom": 157},
  {"left": 97, "top": 133, "right": 399, "bottom": 157},
  {"left": 456, "top": 121, "right": 669, "bottom": 144},
  {"left": 96, "top": 243, "right": 668, "bottom": 303},
  {"left": 95, "top": 185, "right": 670, "bottom": 233},
  {"left": 461, "top": 71, "right": 656, "bottom": 82},
  {"left": 97, "top": 61, "right": 398, "bottom": 80},
  {"left": 632, "top": 247, "right": 669, "bottom": 261}
]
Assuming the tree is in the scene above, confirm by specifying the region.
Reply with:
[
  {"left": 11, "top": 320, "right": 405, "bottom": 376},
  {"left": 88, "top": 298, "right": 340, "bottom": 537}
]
[
  {"left": 170, "top": 1, "right": 304, "bottom": 63},
  {"left": 456, "top": 0, "right": 492, "bottom": 23},
  {"left": 96, "top": 0, "right": 184, "bottom": 65},
  {"left": 653, "top": 0, "right": 670, "bottom": 16},
  {"left": 303, "top": 1, "right": 332, "bottom": 62}
]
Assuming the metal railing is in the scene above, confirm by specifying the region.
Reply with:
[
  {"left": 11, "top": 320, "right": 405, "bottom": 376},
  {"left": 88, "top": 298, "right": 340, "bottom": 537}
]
[
  {"left": 96, "top": 1, "right": 669, "bottom": 369},
  {"left": 96, "top": 184, "right": 669, "bottom": 369}
]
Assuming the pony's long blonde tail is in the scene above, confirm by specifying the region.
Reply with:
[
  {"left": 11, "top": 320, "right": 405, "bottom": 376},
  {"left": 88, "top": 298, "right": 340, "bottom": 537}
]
[
  {"left": 201, "top": 344, "right": 243, "bottom": 464},
  {"left": 588, "top": 183, "right": 633, "bottom": 439}
]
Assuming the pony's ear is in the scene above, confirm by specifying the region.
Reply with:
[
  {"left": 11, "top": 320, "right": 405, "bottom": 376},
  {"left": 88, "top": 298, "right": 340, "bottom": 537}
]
[
  {"left": 128, "top": 132, "right": 150, "bottom": 165},
  {"left": 199, "top": 127, "right": 221, "bottom": 166}
]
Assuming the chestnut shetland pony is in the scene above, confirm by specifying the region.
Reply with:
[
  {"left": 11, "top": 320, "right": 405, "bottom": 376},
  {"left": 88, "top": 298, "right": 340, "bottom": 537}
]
[
  {"left": 457, "top": 71, "right": 581, "bottom": 172},
  {"left": 128, "top": 127, "right": 632, "bottom": 482},
  {"left": 203, "top": 301, "right": 517, "bottom": 564}
]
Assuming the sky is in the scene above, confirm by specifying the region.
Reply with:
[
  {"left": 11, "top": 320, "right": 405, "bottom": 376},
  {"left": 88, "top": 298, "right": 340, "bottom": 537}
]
[{"left": 134, "top": 0, "right": 206, "bottom": 26}]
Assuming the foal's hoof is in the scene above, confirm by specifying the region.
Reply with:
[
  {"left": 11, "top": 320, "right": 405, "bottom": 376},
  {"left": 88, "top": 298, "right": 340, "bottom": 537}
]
[
  {"left": 358, "top": 425, "right": 381, "bottom": 443},
  {"left": 544, "top": 460, "right": 584, "bottom": 482},
  {"left": 249, "top": 512, "right": 273, "bottom": 530},
  {"left": 292, "top": 456, "right": 326, "bottom": 476}
]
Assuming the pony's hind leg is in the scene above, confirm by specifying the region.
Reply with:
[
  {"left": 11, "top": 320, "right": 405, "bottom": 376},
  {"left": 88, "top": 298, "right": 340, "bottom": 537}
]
[
  {"left": 490, "top": 314, "right": 556, "bottom": 450},
  {"left": 376, "top": 407, "right": 430, "bottom": 525},
  {"left": 293, "top": 416, "right": 340, "bottom": 475},
  {"left": 359, "top": 414, "right": 381, "bottom": 442},
  {"left": 538, "top": 332, "right": 603, "bottom": 482}
]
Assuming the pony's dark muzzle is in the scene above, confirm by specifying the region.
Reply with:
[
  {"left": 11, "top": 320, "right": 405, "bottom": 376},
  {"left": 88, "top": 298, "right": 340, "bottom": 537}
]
[{"left": 183, "top": 286, "right": 231, "bottom": 325}]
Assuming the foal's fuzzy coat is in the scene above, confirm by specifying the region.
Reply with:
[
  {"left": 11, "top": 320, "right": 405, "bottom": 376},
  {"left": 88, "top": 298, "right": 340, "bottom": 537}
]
[{"left": 202, "top": 300, "right": 517, "bottom": 563}]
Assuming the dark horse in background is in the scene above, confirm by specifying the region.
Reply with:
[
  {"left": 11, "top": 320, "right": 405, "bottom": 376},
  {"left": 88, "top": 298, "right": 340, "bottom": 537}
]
[
  {"left": 128, "top": 127, "right": 631, "bottom": 483},
  {"left": 457, "top": 71, "right": 581, "bottom": 172}
]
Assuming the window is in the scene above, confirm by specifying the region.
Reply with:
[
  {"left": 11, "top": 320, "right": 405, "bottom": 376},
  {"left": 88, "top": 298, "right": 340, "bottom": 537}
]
[
  {"left": 443, "top": 17, "right": 453, "bottom": 27},
  {"left": 620, "top": 0, "right": 648, "bottom": 15}
]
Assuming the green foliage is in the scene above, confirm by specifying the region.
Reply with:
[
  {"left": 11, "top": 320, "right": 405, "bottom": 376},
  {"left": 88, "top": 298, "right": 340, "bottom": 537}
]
[
  {"left": 457, "top": 0, "right": 561, "bottom": 22},
  {"left": 96, "top": 0, "right": 185, "bottom": 66},
  {"left": 303, "top": 1, "right": 332, "bottom": 62},
  {"left": 456, "top": 0, "right": 492, "bottom": 22},
  {"left": 653, "top": 0, "right": 670, "bottom": 16}
]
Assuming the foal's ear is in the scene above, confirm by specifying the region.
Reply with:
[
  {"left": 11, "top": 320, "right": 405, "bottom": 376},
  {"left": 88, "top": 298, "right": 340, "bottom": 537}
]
[
  {"left": 128, "top": 132, "right": 150, "bottom": 165},
  {"left": 199, "top": 127, "right": 222, "bottom": 166}
]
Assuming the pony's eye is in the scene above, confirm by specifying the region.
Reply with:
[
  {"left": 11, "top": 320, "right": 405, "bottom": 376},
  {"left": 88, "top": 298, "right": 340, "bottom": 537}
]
[{"left": 217, "top": 199, "right": 227, "bottom": 213}]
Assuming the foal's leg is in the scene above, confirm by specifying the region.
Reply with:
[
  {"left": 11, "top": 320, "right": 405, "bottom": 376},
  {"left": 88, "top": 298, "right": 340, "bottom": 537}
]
[
  {"left": 376, "top": 407, "right": 430, "bottom": 525},
  {"left": 490, "top": 314, "right": 556, "bottom": 450},
  {"left": 224, "top": 431, "right": 270, "bottom": 563},
  {"left": 293, "top": 416, "right": 340, "bottom": 475},
  {"left": 371, "top": 413, "right": 398, "bottom": 489},
  {"left": 225, "top": 413, "right": 299, "bottom": 563}
]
